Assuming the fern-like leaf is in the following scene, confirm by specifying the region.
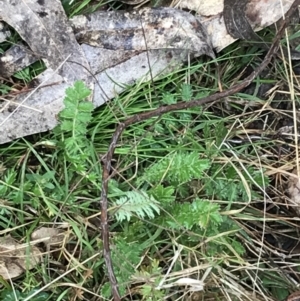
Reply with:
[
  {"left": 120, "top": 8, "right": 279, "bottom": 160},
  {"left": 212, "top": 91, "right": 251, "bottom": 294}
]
[
  {"left": 165, "top": 199, "right": 222, "bottom": 230},
  {"left": 56, "top": 81, "right": 94, "bottom": 172},
  {"left": 59, "top": 81, "right": 93, "bottom": 136},
  {"left": 114, "top": 191, "right": 160, "bottom": 222},
  {"left": 149, "top": 185, "right": 175, "bottom": 204},
  {"left": 142, "top": 151, "right": 210, "bottom": 185}
]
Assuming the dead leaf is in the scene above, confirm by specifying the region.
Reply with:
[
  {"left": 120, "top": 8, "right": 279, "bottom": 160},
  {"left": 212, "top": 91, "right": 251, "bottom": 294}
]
[
  {"left": 0, "top": 45, "right": 40, "bottom": 78},
  {"left": 287, "top": 291, "right": 300, "bottom": 301},
  {"left": 287, "top": 168, "right": 300, "bottom": 215},
  {"left": 223, "top": 0, "right": 300, "bottom": 59},
  {"left": 0, "top": 5, "right": 214, "bottom": 143},
  {"left": 71, "top": 7, "right": 215, "bottom": 106},
  {"left": 0, "top": 21, "right": 11, "bottom": 43},
  {"left": 223, "top": 0, "right": 261, "bottom": 41},
  {"left": 0, "top": 226, "right": 70, "bottom": 279},
  {"left": 175, "top": 0, "right": 224, "bottom": 16},
  {"left": 0, "top": 0, "right": 90, "bottom": 82},
  {"left": 176, "top": 0, "right": 295, "bottom": 52},
  {"left": 0, "top": 235, "right": 42, "bottom": 280},
  {"left": 71, "top": 7, "right": 215, "bottom": 57},
  {"left": 0, "top": 1, "right": 297, "bottom": 144},
  {"left": 31, "top": 226, "right": 68, "bottom": 248}
]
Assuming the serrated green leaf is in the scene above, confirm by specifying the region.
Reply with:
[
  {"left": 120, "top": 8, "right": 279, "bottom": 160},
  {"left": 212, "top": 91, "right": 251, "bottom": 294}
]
[
  {"left": 165, "top": 199, "right": 222, "bottom": 230},
  {"left": 181, "top": 83, "right": 192, "bottom": 101},
  {"left": 149, "top": 185, "right": 175, "bottom": 203},
  {"left": 114, "top": 191, "right": 160, "bottom": 222},
  {"left": 143, "top": 151, "right": 210, "bottom": 184}
]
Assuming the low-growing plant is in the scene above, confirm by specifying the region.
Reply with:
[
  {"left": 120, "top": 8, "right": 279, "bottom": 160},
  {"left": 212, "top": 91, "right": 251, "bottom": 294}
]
[
  {"left": 0, "top": 76, "right": 271, "bottom": 300},
  {"left": 4, "top": 0, "right": 298, "bottom": 299}
]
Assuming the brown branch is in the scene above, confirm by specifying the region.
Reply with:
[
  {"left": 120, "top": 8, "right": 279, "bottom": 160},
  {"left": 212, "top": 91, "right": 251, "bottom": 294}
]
[{"left": 100, "top": 1, "right": 300, "bottom": 300}]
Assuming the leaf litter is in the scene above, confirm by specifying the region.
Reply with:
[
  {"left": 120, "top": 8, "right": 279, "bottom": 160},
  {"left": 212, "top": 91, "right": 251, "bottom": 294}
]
[
  {"left": 0, "top": 227, "right": 68, "bottom": 280},
  {"left": 0, "top": 235, "right": 41, "bottom": 280},
  {"left": 0, "top": 1, "right": 298, "bottom": 298},
  {"left": 0, "top": 0, "right": 296, "bottom": 143},
  {"left": 288, "top": 168, "right": 300, "bottom": 216}
]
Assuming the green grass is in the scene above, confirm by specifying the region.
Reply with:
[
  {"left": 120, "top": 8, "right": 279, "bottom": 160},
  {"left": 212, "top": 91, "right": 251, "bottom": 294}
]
[{"left": 1, "top": 1, "right": 300, "bottom": 301}]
